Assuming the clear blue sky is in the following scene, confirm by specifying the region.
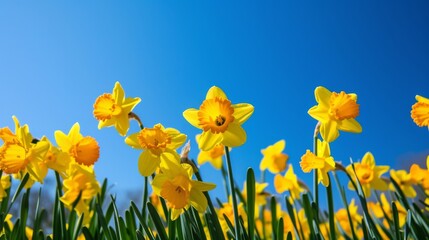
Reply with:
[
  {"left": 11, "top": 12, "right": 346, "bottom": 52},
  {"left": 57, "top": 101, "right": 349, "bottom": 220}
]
[{"left": 1, "top": 1, "right": 428, "bottom": 208}]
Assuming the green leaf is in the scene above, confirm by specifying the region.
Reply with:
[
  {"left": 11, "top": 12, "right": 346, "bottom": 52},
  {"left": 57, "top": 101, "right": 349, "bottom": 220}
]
[
  {"left": 326, "top": 174, "right": 336, "bottom": 240},
  {"left": 270, "top": 196, "right": 278, "bottom": 240},
  {"left": 246, "top": 168, "right": 255, "bottom": 240},
  {"left": 392, "top": 201, "right": 401, "bottom": 240},
  {"left": 277, "top": 217, "right": 284, "bottom": 240},
  {"left": 96, "top": 204, "right": 114, "bottom": 240},
  {"left": 147, "top": 202, "right": 168, "bottom": 240}
]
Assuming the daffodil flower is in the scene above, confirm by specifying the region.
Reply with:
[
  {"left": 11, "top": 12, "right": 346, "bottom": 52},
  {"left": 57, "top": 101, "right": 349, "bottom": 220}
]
[
  {"left": 308, "top": 86, "right": 362, "bottom": 142},
  {"left": 151, "top": 160, "right": 216, "bottom": 220},
  {"left": 0, "top": 175, "right": 11, "bottom": 199},
  {"left": 299, "top": 139, "right": 335, "bottom": 186},
  {"left": 93, "top": 82, "right": 141, "bottom": 136},
  {"left": 125, "top": 123, "right": 186, "bottom": 176},
  {"left": 346, "top": 152, "right": 389, "bottom": 197},
  {"left": 411, "top": 95, "right": 429, "bottom": 129},
  {"left": 274, "top": 164, "right": 303, "bottom": 199},
  {"left": 40, "top": 136, "right": 71, "bottom": 178},
  {"left": 389, "top": 169, "right": 418, "bottom": 198},
  {"left": 183, "top": 86, "right": 254, "bottom": 151},
  {"left": 368, "top": 193, "right": 406, "bottom": 228},
  {"left": 55, "top": 123, "right": 100, "bottom": 166},
  {"left": 336, "top": 199, "right": 363, "bottom": 238},
  {"left": 260, "top": 140, "right": 288, "bottom": 174},
  {"left": 0, "top": 116, "right": 49, "bottom": 183}
]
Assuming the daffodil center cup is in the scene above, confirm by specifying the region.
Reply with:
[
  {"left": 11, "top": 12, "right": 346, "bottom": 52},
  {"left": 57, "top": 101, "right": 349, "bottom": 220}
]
[
  {"left": 70, "top": 137, "right": 100, "bottom": 166},
  {"left": 197, "top": 97, "right": 234, "bottom": 133},
  {"left": 137, "top": 126, "right": 171, "bottom": 155},
  {"left": 93, "top": 93, "right": 122, "bottom": 121},
  {"left": 355, "top": 164, "right": 374, "bottom": 184},
  {"left": 160, "top": 174, "right": 191, "bottom": 209},
  {"left": 328, "top": 91, "right": 359, "bottom": 120}
]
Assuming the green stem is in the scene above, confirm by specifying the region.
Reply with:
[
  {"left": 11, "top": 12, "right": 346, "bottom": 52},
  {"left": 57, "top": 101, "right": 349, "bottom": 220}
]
[
  {"left": 225, "top": 146, "right": 241, "bottom": 240},
  {"left": 313, "top": 134, "right": 318, "bottom": 207},
  {"left": 326, "top": 174, "right": 336, "bottom": 240},
  {"left": 142, "top": 176, "right": 149, "bottom": 222},
  {"left": 221, "top": 164, "right": 231, "bottom": 198}
]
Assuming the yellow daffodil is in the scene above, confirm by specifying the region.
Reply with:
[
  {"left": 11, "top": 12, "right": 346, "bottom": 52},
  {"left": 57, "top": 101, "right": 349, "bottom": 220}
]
[
  {"left": 40, "top": 136, "right": 70, "bottom": 178},
  {"left": 411, "top": 95, "right": 429, "bottom": 128},
  {"left": 335, "top": 199, "right": 363, "bottom": 238},
  {"left": 274, "top": 164, "right": 303, "bottom": 199},
  {"left": 55, "top": 123, "right": 100, "bottom": 167},
  {"left": 60, "top": 163, "right": 100, "bottom": 224},
  {"left": 93, "top": 81, "right": 141, "bottom": 136},
  {"left": 125, "top": 123, "right": 186, "bottom": 176},
  {"left": 300, "top": 139, "right": 335, "bottom": 186},
  {"left": 0, "top": 116, "right": 49, "bottom": 183},
  {"left": 410, "top": 155, "right": 429, "bottom": 193},
  {"left": 260, "top": 140, "right": 289, "bottom": 174},
  {"left": 346, "top": 152, "right": 389, "bottom": 197},
  {"left": 151, "top": 160, "right": 216, "bottom": 220},
  {"left": 183, "top": 86, "right": 254, "bottom": 151},
  {"left": 196, "top": 134, "right": 224, "bottom": 169},
  {"left": 308, "top": 86, "right": 362, "bottom": 142},
  {"left": 218, "top": 201, "right": 247, "bottom": 237},
  {"left": 0, "top": 175, "right": 11, "bottom": 199},
  {"left": 368, "top": 193, "right": 406, "bottom": 228},
  {"left": 389, "top": 169, "right": 417, "bottom": 198}
]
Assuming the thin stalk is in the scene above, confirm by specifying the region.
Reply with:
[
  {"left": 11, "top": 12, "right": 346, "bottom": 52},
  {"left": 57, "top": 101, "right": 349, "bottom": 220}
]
[
  {"left": 225, "top": 146, "right": 241, "bottom": 240},
  {"left": 221, "top": 164, "right": 231, "bottom": 198},
  {"left": 313, "top": 134, "right": 319, "bottom": 208}
]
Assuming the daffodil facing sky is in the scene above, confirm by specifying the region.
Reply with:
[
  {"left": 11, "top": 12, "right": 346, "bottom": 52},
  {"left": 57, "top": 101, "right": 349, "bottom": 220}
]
[
  {"left": 183, "top": 86, "right": 254, "bottom": 151},
  {"left": 55, "top": 123, "right": 100, "bottom": 167},
  {"left": 411, "top": 95, "right": 429, "bottom": 129},
  {"left": 346, "top": 152, "right": 389, "bottom": 197},
  {"left": 93, "top": 81, "right": 141, "bottom": 136},
  {"left": 151, "top": 159, "right": 216, "bottom": 220},
  {"left": 299, "top": 139, "right": 335, "bottom": 186},
  {"left": 125, "top": 123, "right": 186, "bottom": 176},
  {"left": 260, "top": 139, "right": 288, "bottom": 174},
  {"left": 0, "top": 116, "right": 50, "bottom": 183},
  {"left": 308, "top": 86, "right": 362, "bottom": 143}
]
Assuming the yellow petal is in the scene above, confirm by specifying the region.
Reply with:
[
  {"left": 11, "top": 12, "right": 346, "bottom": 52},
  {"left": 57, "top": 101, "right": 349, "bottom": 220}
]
[
  {"left": 151, "top": 174, "right": 169, "bottom": 195},
  {"left": 190, "top": 190, "right": 208, "bottom": 213},
  {"left": 115, "top": 114, "right": 130, "bottom": 136},
  {"left": 183, "top": 109, "right": 201, "bottom": 129},
  {"left": 138, "top": 151, "right": 160, "bottom": 177},
  {"left": 232, "top": 103, "right": 254, "bottom": 125},
  {"left": 192, "top": 180, "right": 216, "bottom": 192},
  {"left": 308, "top": 105, "right": 329, "bottom": 123},
  {"left": 221, "top": 122, "right": 246, "bottom": 147},
  {"left": 121, "top": 97, "right": 141, "bottom": 113},
  {"left": 113, "top": 82, "right": 125, "bottom": 105},
  {"left": 198, "top": 131, "right": 223, "bottom": 151},
  {"left": 171, "top": 208, "right": 183, "bottom": 221},
  {"left": 98, "top": 118, "right": 115, "bottom": 129},
  {"left": 320, "top": 121, "right": 339, "bottom": 143},
  {"left": 416, "top": 95, "right": 429, "bottom": 104},
  {"left": 274, "top": 174, "right": 286, "bottom": 193},
  {"left": 314, "top": 86, "right": 332, "bottom": 107},
  {"left": 68, "top": 123, "right": 82, "bottom": 144},
  {"left": 124, "top": 133, "right": 142, "bottom": 149},
  {"left": 206, "top": 86, "right": 227, "bottom": 100},
  {"left": 54, "top": 131, "right": 72, "bottom": 151},
  {"left": 361, "top": 152, "right": 375, "bottom": 168},
  {"left": 338, "top": 119, "right": 362, "bottom": 133}
]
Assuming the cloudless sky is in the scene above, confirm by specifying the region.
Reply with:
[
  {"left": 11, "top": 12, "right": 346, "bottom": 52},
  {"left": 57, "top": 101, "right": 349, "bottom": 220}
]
[{"left": 1, "top": 1, "right": 428, "bottom": 209}]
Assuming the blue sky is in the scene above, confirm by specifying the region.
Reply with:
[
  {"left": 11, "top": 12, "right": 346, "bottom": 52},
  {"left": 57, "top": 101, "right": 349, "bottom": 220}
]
[{"left": 1, "top": 1, "right": 428, "bottom": 209}]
